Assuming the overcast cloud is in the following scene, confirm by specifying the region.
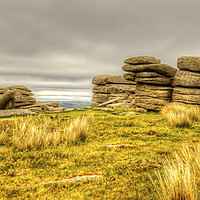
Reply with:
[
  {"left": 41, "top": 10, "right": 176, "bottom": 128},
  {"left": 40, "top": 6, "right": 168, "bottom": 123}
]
[{"left": 0, "top": 0, "right": 200, "bottom": 101}]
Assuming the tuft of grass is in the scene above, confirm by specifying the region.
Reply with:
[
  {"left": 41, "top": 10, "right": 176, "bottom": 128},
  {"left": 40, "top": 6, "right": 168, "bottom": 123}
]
[
  {"left": 150, "top": 145, "right": 200, "bottom": 200},
  {"left": 2, "top": 114, "right": 90, "bottom": 150},
  {"left": 65, "top": 116, "right": 89, "bottom": 145},
  {"left": 161, "top": 103, "right": 200, "bottom": 127}
]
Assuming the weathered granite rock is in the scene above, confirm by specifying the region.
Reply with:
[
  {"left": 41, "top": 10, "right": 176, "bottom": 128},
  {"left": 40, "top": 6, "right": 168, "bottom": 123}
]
[
  {"left": 0, "top": 85, "right": 59, "bottom": 114},
  {"left": 172, "top": 87, "right": 200, "bottom": 105},
  {"left": 122, "top": 64, "right": 177, "bottom": 78},
  {"left": 92, "top": 85, "right": 108, "bottom": 94},
  {"left": 108, "top": 93, "right": 130, "bottom": 101},
  {"left": 135, "top": 96, "right": 170, "bottom": 111},
  {"left": 124, "top": 56, "right": 161, "bottom": 65},
  {"left": 123, "top": 73, "right": 136, "bottom": 81},
  {"left": 107, "top": 84, "right": 136, "bottom": 93},
  {"left": 107, "top": 75, "right": 134, "bottom": 84},
  {"left": 136, "top": 83, "right": 173, "bottom": 94},
  {"left": 91, "top": 103, "right": 99, "bottom": 108},
  {"left": 13, "top": 97, "right": 37, "bottom": 108},
  {"left": 135, "top": 107, "right": 148, "bottom": 113},
  {"left": 92, "top": 75, "right": 110, "bottom": 85},
  {"left": 135, "top": 72, "right": 172, "bottom": 85},
  {"left": 5, "top": 100, "right": 13, "bottom": 109},
  {"left": 136, "top": 90, "right": 172, "bottom": 100},
  {"left": 92, "top": 93, "right": 108, "bottom": 103},
  {"left": 20, "top": 102, "right": 59, "bottom": 109},
  {"left": 173, "top": 70, "right": 200, "bottom": 88},
  {"left": 99, "top": 98, "right": 121, "bottom": 107},
  {"left": 0, "top": 90, "right": 15, "bottom": 109},
  {"left": 0, "top": 109, "right": 35, "bottom": 117},
  {"left": 177, "top": 56, "right": 200, "bottom": 72},
  {"left": 0, "top": 86, "right": 34, "bottom": 96},
  {"left": 107, "top": 102, "right": 134, "bottom": 109},
  {"left": 92, "top": 84, "right": 136, "bottom": 94},
  {"left": 9, "top": 85, "right": 32, "bottom": 92},
  {"left": 135, "top": 84, "right": 173, "bottom": 111},
  {"left": 92, "top": 56, "right": 177, "bottom": 110}
]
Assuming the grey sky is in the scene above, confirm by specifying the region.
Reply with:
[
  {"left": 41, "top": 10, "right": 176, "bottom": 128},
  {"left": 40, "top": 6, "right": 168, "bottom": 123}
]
[{"left": 0, "top": 0, "right": 200, "bottom": 100}]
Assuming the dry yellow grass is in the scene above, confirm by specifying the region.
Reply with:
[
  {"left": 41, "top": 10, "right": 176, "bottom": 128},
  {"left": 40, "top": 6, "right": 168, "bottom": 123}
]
[
  {"left": 150, "top": 145, "right": 200, "bottom": 200},
  {"left": 161, "top": 103, "right": 200, "bottom": 127},
  {"left": 9, "top": 114, "right": 90, "bottom": 149}
]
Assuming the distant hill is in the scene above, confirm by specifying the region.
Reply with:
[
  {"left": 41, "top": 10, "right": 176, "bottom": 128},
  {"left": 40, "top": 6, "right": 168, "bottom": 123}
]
[{"left": 58, "top": 101, "right": 92, "bottom": 109}]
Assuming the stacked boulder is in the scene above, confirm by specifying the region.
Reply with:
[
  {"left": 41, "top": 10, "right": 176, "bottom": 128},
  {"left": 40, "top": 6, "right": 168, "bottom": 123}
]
[
  {"left": 91, "top": 75, "right": 136, "bottom": 109},
  {"left": 122, "top": 56, "right": 177, "bottom": 112},
  {"left": 172, "top": 56, "right": 200, "bottom": 106},
  {"left": 0, "top": 85, "right": 60, "bottom": 116}
]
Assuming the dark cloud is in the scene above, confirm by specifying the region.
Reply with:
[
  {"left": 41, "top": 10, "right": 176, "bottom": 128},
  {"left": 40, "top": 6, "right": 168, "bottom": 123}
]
[{"left": 0, "top": 0, "right": 200, "bottom": 98}]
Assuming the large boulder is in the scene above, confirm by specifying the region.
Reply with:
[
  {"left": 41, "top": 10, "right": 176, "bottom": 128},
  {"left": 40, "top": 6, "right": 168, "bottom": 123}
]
[
  {"left": 177, "top": 56, "right": 200, "bottom": 72},
  {"left": 122, "top": 64, "right": 177, "bottom": 78},
  {"left": 172, "top": 87, "right": 200, "bottom": 105},
  {"left": 0, "top": 85, "right": 59, "bottom": 113},
  {"left": 0, "top": 85, "right": 34, "bottom": 96},
  {"left": 135, "top": 72, "right": 172, "bottom": 85},
  {"left": 124, "top": 56, "right": 161, "bottom": 65},
  {"left": 173, "top": 70, "right": 200, "bottom": 88}
]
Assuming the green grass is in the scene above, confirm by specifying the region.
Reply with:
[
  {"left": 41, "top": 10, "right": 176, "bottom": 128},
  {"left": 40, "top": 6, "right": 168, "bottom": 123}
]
[{"left": 0, "top": 109, "right": 200, "bottom": 199}]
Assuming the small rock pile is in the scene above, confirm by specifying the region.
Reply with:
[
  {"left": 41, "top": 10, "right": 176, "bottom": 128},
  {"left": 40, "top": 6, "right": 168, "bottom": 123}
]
[
  {"left": 122, "top": 56, "right": 177, "bottom": 112},
  {"left": 91, "top": 75, "right": 136, "bottom": 109},
  {"left": 0, "top": 85, "right": 60, "bottom": 116},
  {"left": 172, "top": 56, "right": 200, "bottom": 106}
]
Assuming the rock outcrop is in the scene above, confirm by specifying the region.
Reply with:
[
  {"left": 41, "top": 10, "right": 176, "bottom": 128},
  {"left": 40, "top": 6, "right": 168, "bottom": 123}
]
[
  {"left": 172, "top": 56, "right": 200, "bottom": 106},
  {"left": 122, "top": 56, "right": 176, "bottom": 112},
  {"left": 0, "top": 85, "right": 60, "bottom": 116},
  {"left": 91, "top": 75, "right": 136, "bottom": 109},
  {"left": 91, "top": 56, "right": 200, "bottom": 111}
]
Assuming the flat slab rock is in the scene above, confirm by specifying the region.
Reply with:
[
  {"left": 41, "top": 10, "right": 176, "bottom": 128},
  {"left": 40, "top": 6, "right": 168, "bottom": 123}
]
[
  {"left": 0, "top": 109, "right": 35, "bottom": 117},
  {"left": 107, "top": 102, "right": 134, "bottom": 109},
  {"left": 92, "top": 93, "right": 130, "bottom": 103},
  {"left": 92, "top": 75, "right": 135, "bottom": 85},
  {"left": 177, "top": 56, "right": 200, "bottom": 72},
  {"left": 172, "top": 87, "right": 200, "bottom": 105},
  {"left": 136, "top": 83, "right": 173, "bottom": 99},
  {"left": 92, "top": 84, "right": 136, "bottom": 94},
  {"left": 122, "top": 64, "right": 177, "bottom": 78},
  {"left": 92, "top": 75, "right": 110, "bottom": 85},
  {"left": 135, "top": 72, "right": 172, "bottom": 85},
  {"left": 173, "top": 70, "right": 200, "bottom": 88},
  {"left": 123, "top": 72, "right": 136, "bottom": 81},
  {"left": 135, "top": 97, "right": 170, "bottom": 111},
  {"left": 107, "top": 75, "right": 135, "bottom": 84},
  {"left": 92, "top": 93, "right": 108, "bottom": 103},
  {"left": 124, "top": 56, "right": 161, "bottom": 65}
]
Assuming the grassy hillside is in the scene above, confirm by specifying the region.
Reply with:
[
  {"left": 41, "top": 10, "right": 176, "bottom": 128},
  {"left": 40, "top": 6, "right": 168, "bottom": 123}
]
[
  {"left": 0, "top": 108, "right": 200, "bottom": 199},
  {"left": 58, "top": 101, "right": 91, "bottom": 109}
]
